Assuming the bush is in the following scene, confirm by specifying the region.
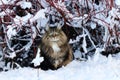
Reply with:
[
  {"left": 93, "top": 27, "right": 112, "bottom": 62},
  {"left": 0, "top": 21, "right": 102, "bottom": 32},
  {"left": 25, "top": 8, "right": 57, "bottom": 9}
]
[{"left": 0, "top": 0, "right": 120, "bottom": 70}]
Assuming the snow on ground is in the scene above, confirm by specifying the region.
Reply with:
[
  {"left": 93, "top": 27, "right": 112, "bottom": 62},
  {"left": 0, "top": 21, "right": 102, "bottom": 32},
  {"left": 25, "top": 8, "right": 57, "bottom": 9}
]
[
  {"left": 115, "top": 0, "right": 120, "bottom": 6},
  {"left": 0, "top": 52, "right": 120, "bottom": 80}
]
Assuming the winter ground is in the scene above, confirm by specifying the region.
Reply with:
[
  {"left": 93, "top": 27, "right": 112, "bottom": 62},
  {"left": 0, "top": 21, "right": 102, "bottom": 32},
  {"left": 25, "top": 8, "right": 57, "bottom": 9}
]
[
  {"left": 0, "top": 52, "right": 120, "bottom": 80},
  {"left": 0, "top": 0, "right": 120, "bottom": 79}
]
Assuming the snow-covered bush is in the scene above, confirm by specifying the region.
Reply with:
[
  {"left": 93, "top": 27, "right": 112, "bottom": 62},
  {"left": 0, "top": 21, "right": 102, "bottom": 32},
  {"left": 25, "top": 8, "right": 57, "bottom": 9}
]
[{"left": 0, "top": 0, "right": 120, "bottom": 70}]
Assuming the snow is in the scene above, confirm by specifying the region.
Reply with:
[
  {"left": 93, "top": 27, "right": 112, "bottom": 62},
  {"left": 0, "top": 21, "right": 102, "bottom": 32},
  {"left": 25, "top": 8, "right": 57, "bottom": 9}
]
[
  {"left": 0, "top": 0, "right": 9, "bottom": 5},
  {"left": 31, "top": 48, "right": 44, "bottom": 66},
  {"left": 0, "top": 0, "right": 16, "bottom": 5},
  {"left": 93, "top": 48, "right": 104, "bottom": 62},
  {"left": 31, "top": 26, "right": 37, "bottom": 39},
  {"left": 69, "top": 34, "right": 87, "bottom": 44},
  {"left": 0, "top": 9, "right": 13, "bottom": 16},
  {"left": 0, "top": 12, "right": 6, "bottom": 16},
  {"left": 7, "top": 25, "right": 17, "bottom": 40},
  {"left": 40, "top": 0, "right": 49, "bottom": 8},
  {"left": 7, "top": 52, "right": 16, "bottom": 59},
  {"left": 0, "top": 0, "right": 120, "bottom": 80},
  {"left": 91, "top": 22, "right": 96, "bottom": 29},
  {"left": 30, "top": 8, "right": 49, "bottom": 28},
  {"left": 0, "top": 52, "right": 120, "bottom": 80},
  {"left": 30, "top": 8, "right": 47, "bottom": 23},
  {"left": 115, "top": 0, "right": 120, "bottom": 6},
  {"left": 17, "top": 1, "right": 32, "bottom": 9},
  {"left": 14, "top": 13, "right": 33, "bottom": 25}
]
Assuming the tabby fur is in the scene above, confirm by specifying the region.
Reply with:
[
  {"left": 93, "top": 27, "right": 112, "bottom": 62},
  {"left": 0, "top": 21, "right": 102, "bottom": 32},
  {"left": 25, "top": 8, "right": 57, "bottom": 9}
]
[{"left": 39, "top": 25, "right": 73, "bottom": 70}]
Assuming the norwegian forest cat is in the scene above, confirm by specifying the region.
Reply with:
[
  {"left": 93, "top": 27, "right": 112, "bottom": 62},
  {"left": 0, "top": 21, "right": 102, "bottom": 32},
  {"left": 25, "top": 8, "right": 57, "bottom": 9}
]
[{"left": 39, "top": 24, "right": 74, "bottom": 70}]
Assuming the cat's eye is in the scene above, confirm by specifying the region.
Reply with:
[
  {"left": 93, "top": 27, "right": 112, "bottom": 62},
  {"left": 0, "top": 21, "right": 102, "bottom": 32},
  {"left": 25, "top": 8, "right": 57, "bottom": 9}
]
[{"left": 49, "top": 32, "right": 59, "bottom": 36}]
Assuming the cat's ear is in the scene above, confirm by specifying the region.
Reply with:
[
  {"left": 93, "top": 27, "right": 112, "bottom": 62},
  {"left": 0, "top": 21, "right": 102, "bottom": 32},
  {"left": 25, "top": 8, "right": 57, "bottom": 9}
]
[
  {"left": 57, "top": 23, "right": 62, "bottom": 30},
  {"left": 45, "top": 23, "right": 49, "bottom": 31}
]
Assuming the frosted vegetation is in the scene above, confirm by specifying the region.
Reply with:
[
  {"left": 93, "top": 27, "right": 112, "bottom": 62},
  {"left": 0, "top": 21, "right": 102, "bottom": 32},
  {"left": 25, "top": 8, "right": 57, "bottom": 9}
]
[{"left": 0, "top": 0, "right": 120, "bottom": 79}]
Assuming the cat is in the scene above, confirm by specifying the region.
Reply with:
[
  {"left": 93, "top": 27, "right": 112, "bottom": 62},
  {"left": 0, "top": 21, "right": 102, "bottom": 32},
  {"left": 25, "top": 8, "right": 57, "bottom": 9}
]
[{"left": 39, "top": 24, "right": 74, "bottom": 70}]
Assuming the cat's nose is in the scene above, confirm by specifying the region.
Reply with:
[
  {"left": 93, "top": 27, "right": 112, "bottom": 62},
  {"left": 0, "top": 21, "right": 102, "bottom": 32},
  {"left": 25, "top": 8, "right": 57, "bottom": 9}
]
[{"left": 52, "top": 34, "right": 56, "bottom": 37}]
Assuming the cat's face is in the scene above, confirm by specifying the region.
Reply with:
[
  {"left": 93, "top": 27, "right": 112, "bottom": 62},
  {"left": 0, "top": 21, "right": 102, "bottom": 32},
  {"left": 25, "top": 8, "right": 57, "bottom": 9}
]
[
  {"left": 45, "top": 27, "right": 63, "bottom": 42},
  {"left": 42, "top": 26, "right": 67, "bottom": 45}
]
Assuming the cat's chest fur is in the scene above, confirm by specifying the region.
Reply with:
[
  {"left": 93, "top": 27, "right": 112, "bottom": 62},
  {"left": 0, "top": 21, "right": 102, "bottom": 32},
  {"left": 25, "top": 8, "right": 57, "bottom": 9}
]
[{"left": 51, "top": 43, "right": 60, "bottom": 52}]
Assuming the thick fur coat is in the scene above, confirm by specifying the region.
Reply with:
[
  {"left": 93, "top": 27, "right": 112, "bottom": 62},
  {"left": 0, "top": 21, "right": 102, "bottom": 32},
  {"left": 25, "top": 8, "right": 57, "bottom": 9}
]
[{"left": 39, "top": 26, "right": 73, "bottom": 70}]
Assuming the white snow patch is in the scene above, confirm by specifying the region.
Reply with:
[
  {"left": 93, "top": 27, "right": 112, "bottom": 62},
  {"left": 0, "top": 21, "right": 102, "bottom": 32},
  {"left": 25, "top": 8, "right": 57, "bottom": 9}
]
[
  {"left": 30, "top": 8, "right": 47, "bottom": 23},
  {"left": 0, "top": 9, "right": 13, "bottom": 17},
  {"left": 17, "top": 1, "right": 32, "bottom": 9},
  {"left": 0, "top": 0, "right": 16, "bottom": 5},
  {"left": 93, "top": 48, "right": 104, "bottom": 62},
  {"left": 0, "top": 12, "right": 6, "bottom": 16},
  {"left": 115, "top": 0, "right": 120, "bottom": 6},
  {"left": 7, "top": 25, "right": 17, "bottom": 40},
  {"left": 40, "top": 0, "right": 49, "bottom": 8},
  {"left": 74, "top": 50, "right": 82, "bottom": 59},
  {"left": 91, "top": 22, "right": 96, "bottom": 29},
  {"left": 31, "top": 26, "right": 37, "bottom": 39},
  {"left": 31, "top": 48, "right": 44, "bottom": 66},
  {"left": 5, "top": 52, "right": 16, "bottom": 59},
  {"left": 0, "top": 0, "right": 9, "bottom": 5},
  {"left": 14, "top": 13, "right": 33, "bottom": 25},
  {"left": 9, "top": 52, "right": 16, "bottom": 59},
  {"left": 30, "top": 8, "right": 49, "bottom": 28}
]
